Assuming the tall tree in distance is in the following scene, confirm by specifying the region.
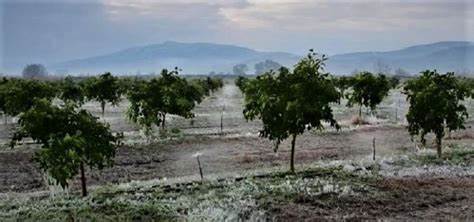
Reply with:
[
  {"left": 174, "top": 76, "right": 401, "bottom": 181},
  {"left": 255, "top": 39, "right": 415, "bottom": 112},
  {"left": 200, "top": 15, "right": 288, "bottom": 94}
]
[
  {"left": 22, "top": 64, "right": 48, "bottom": 79},
  {"left": 254, "top": 60, "right": 282, "bottom": 75},
  {"left": 243, "top": 50, "right": 340, "bottom": 172},
  {"left": 233, "top": 64, "right": 248, "bottom": 75},
  {"left": 404, "top": 70, "right": 469, "bottom": 158}
]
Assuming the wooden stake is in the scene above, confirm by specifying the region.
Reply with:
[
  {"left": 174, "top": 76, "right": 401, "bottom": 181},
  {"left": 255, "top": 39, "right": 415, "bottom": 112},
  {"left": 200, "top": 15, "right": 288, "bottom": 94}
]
[
  {"left": 372, "top": 137, "right": 376, "bottom": 161},
  {"left": 197, "top": 156, "right": 203, "bottom": 181}
]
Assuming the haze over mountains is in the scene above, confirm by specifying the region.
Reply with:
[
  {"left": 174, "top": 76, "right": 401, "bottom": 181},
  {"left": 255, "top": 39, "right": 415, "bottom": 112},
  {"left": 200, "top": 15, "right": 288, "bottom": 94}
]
[{"left": 52, "top": 41, "right": 474, "bottom": 75}]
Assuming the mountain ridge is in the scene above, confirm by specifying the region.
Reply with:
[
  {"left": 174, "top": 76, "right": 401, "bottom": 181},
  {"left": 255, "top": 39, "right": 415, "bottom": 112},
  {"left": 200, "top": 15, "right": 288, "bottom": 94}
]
[{"left": 52, "top": 41, "right": 474, "bottom": 75}]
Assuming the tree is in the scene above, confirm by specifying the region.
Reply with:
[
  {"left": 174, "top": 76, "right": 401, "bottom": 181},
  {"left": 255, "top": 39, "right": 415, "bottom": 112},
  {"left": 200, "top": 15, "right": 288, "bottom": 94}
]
[
  {"left": 127, "top": 68, "right": 205, "bottom": 136},
  {"left": 59, "top": 76, "right": 85, "bottom": 106},
  {"left": 83, "top": 72, "right": 122, "bottom": 116},
  {"left": 233, "top": 64, "right": 248, "bottom": 75},
  {"left": 254, "top": 60, "right": 282, "bottom": 75},
  {"left": 373, "top": 59, "right": 392, "bottom": 75},
  {"left": 404, "top": 70, "right": 469, "bottom": 158},
  {"left": 242, "top": 50, "right": 340, "bottom": 172},
  {"left": 334, "top": 76, "right": 352, "bottom": 99},
  {"left": 347, "top": 72, "right": 391, "bottom": 117},
  {"left": 22, "top": 64, "right": 48, "bottom": 79},
  {"left": 11, "top": 100, "right": 121, "bottom": 196},
  {"left": 0, "top": 79, "right": 56, "bottom": 118},
  {"left": 235, "top": 76, "right": 249, "bottom": 92}
]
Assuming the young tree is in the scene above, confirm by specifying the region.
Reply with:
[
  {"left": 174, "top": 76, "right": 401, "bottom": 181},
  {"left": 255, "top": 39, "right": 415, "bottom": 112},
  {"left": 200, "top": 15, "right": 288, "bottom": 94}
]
[
  {"left": 127, "top": 68, "right": 205, "bottom": 136},
  {"left": 83, "top": 72, "right": 122, "bottom": 116},
  {"left": 347, "top": 72, "right": 391, "bottom": 117},
  {"left": 11, "top": 100, "right": 121, "bottom": 196},
  {"left": 59, "top": 76, "right": 85, "bottom": 106},
  {"left": 242, "top": 50, "right": 340, "bottom": 172},
  {"left": 404, "top": 70, "right": 469, "bottom": 158}
]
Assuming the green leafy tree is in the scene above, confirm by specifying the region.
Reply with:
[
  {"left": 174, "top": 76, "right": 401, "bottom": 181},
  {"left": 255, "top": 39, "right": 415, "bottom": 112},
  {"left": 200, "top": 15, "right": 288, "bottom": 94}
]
[
  {"left": 127, "top": 69, "right": 205, "bottom": 136},
  {"left": 242, "top": 50, "right": 340, "bottom": 172},
  {"left": 347, "top": 72, "right": 391, "bottom": 117},
  {"left": 59, "top": 76, "right": 85, "bottom": 105},
  {"left": 235, "top": 76, "right": 250, "bottom": 92},
  {"left": 404, "top": 70, "right": 469, "bottom": 158},
  {"left": 11, "top": 100, "right": 121, "bottom": 196},
  {"left": 0, "top": 79, "right": 56, "bottom": 118},
  {"left": 334, "top": 76, "right": 352, "bottom": 99},
  {"left": 83, "top": 72, "right": 122, "bottom": 116}
]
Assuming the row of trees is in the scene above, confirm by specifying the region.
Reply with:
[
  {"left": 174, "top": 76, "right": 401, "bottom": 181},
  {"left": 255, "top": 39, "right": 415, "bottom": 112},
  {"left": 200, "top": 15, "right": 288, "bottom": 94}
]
[
  {"left": 237, "top": 50, "right": 473, "bottom": 172},
  {"left": 1, "top": 70, "right": 223, "bottom": 196}
]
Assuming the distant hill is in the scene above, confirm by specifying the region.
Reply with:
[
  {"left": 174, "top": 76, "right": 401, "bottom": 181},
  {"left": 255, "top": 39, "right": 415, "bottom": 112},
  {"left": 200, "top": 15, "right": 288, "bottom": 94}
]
[
  {"left": 52, "top": 41, "right": 474, "bottom": 75},
  {"left": 326, "top": 41, "right": 474, "bottom": 74},
  {"left": 52, "top": 41, "right": 300, "bottom": 75}
]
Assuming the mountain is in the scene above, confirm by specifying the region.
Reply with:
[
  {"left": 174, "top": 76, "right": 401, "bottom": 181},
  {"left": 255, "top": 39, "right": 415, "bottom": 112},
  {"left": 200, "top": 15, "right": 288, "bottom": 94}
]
[
  {"left": 52, "top": 41, "right": 300, "bottom": 75},
  {"left": 326, "top": 41, "right": 474, "bottom": 74},
  {"left": 52, "top": 41, "right": 474, "bottom": 75}
]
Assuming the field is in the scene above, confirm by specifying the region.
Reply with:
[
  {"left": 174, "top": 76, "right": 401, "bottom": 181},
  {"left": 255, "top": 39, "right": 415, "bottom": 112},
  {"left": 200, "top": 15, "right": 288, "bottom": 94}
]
[{"left": 1, "top": 80, "right": 474, "bottom": 220}]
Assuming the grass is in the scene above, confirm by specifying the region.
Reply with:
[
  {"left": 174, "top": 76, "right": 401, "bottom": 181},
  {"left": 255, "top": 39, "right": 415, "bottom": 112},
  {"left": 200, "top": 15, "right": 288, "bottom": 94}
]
[
  {"left": 393, "top": 145, "right": 474, "bottom": 167},
  {"left": 0, "top": 166, "right": 377, "bottom": 221}
]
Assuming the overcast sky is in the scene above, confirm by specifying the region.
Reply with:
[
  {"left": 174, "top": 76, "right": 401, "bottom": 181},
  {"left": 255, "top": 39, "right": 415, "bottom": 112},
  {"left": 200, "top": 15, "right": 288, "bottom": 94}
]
[{"left": 1, "top": 0, "right": 473, "bottom": 71}]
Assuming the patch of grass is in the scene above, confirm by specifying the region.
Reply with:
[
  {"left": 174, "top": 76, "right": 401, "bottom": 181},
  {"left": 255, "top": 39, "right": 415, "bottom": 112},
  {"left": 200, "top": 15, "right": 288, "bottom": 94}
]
[
  {"left": 0, "top": 166, "right": 376, "bottom": 221},
  {"left": 393, "top": 145, "right": 474, "bottom": 167}
]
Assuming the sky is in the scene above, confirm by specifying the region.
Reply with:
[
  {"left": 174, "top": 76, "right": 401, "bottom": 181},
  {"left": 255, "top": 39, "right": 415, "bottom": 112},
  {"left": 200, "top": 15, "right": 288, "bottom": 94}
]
[{"left": 1, "top": 0, "right": 474, "bottom": 72}]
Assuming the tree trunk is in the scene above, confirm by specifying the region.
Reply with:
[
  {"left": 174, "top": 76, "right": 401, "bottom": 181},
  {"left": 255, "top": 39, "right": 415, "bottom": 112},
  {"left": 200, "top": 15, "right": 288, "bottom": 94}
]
[
  {"left": 436, "top": 136, "right": 442, "bottom": 159},
  {"left": 80, "top": 162, "right": 87, "bottom": 197},
  {"left": 290, "top": 134, "right": 297, "bottom": 173},
  {"left": 101, "top": 101, "right": 106, "bottom": 117},
  {"left": 162, "top": 113, "right": 166, "bottom": 130},
  {"left": 358, "top": 105, "right": 362, "bottom": 118}
]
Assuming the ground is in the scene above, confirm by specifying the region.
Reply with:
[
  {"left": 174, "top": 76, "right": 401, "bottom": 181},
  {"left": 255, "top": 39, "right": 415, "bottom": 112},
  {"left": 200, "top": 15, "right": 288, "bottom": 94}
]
[{"left": 0, "top": 81, "right": 473, "bottom": 221}]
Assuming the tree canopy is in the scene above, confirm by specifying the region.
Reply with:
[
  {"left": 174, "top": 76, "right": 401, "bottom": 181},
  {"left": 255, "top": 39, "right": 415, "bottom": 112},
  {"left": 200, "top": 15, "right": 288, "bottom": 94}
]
[
  {"left": 347, "top": 71, "right": 391, "bottom": 117},
  {"left": 404, "top": 70, "right": 469, "bottom": 158},
  {"left": 82, "top": 72, "right": 122, "bottom": 116},
  {"left": 242, "top": 50, "right": 340, "bottom": 172},
  {"left": 127, "top": 69, "right": 208, "bottom": 136},
  {"left": 59, "top": 76, "right": 85, "bottom": 106}
]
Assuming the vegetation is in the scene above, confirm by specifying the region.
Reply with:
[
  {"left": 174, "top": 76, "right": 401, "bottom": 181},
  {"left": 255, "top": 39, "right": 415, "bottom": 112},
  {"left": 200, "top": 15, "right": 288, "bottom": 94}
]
[
  {"left": 0, "top": 78, "right": 56, "bottom": 118},
  {"left": 10, "top": 100, "right": 121, "bottom": 196},
  {"left": 404, "top": 70, "right": 470, "bottom": 158},
  {"left": 127, "top": 69, "right": 214, "bottom": 136},
  {"left": 254, "top": 60, "right": 282, "bottom": 75},
  {"left": 83, "top": 72, "right": 122, "bottom": 116},
  {"left": 22, "top": 64, "right": 48, "bottom": 79},
  {"left": 233, "top": 64, "right": 248, "bottom": 75},
  {"left": 347, "top": 71, "right": 392, "bottom": 117},
  {"left": 58, "top": 76, "right": 85, "bottom": 106},
  {"left": 242, "top": 50, "right": 340, "bottom": 172}
]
